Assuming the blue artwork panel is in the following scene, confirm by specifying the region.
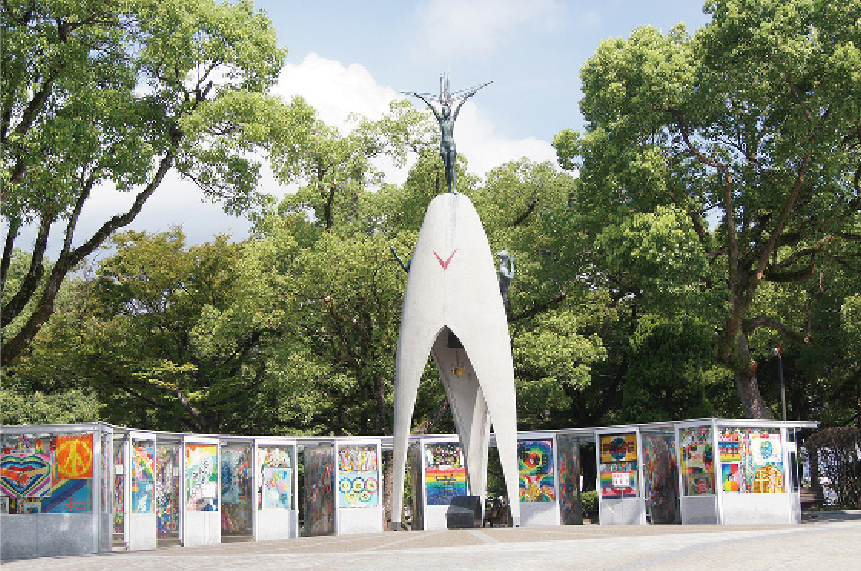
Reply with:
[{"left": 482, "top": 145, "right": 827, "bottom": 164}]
[
  {"left": 132, "top": 480, "right": 154, "bottom": 513},
  {"left": 41, "top": 479, "right": 93, "bottom": 513}
]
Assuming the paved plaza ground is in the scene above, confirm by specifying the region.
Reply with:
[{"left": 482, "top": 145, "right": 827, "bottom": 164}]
[{"left": 4, "top": 512, "right": 860, "bottom": 571}]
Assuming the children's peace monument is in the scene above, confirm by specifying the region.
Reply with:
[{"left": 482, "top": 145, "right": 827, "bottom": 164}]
[{"left": 391, "top": 75, "right": 522, "bottom": 529}]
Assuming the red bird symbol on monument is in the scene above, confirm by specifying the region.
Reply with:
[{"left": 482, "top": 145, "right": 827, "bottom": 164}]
[{"left": 434, "top": 250, "right": 457, "bottom": 270}]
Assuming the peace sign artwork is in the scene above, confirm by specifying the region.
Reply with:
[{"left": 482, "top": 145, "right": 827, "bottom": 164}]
[{"left": 55, "top": 435, "right": 94, "bottom": 480}]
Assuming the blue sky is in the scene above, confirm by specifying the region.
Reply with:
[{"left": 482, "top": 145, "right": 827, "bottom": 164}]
[
  {"left": 264, "top": 0, "right": 710, "bottom": 143},
  {"left": 14, "top": 0, "right": 715, "bottom": 258}
]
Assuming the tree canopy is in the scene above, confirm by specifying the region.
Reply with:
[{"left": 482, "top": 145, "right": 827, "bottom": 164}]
[
  {"left": 4, "top": 0, "right": 859, "bottom": 434},
  {"left": 554, "top": 0, "right": 861, "bottom": 418},
  {"left": 1, "top": 0, "right": 296, "bottom": 363}
]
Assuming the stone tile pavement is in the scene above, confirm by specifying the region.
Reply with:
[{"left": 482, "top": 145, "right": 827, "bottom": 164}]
[{"left": 4, "top": 514, "right": 860, "bottom": 571}]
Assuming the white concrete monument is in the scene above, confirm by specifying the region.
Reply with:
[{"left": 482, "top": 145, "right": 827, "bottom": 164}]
[{"left": 391, "top": 191, "right": 521, "bottom": 529}]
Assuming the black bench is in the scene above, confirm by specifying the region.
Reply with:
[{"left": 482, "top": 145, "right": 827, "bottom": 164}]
[{"left": 800, "top": 487, "right": 824, "bottom": 511}]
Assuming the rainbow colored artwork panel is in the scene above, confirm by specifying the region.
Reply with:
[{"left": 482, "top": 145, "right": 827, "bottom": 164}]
[
  {"left": 258, "top": 446, "right": 292, "bottom": 510},
  {"left": 185, "top": 444, "right": 218, "bottom": 511},
  {"left": 55, "top": 435, "right": 93, "bottom": 479},
  {"left": 337, "top": 445, "right": 378, "bottom": 508},
  {"left": 600, "top": 434, "right": 637, "bottom": 463},
  {"left": 423, "top": 442, "right": 467, "bottom": 506},
  {"left": 40, "top": 478, "right": 92, "bottom": 513},
  {"left": 718, "top": 428, "right": 784, "bottom": 494},
  {"left": 599, "top": 461, "right": 638, "bottom": 498},
  {"left": 0, "top": 454, "right": 52, "bottom": 498},
  {"left": 132, "top": 480, "right": 154, "bottom": 513},
  {"left": 718, "top": 439, "right": 742, "bottom": 462},
  {"left": 132, "top": 442, "right": 154, "bottom": 481},
  {"left": 680, "top": 428, "right": 714, "bottom": 496},
  {"left": 338, "top": 470, "right": 379, "bottom": 508},
  {"left": 518, "top": 440, "right": 555, "bottom": 502},
  {"left": 338, "top": 445, "right": 377, "bottom": 473},
  {"left": 750, "top": 433, "right": 782, "bottom": 465},
  {"left": 221, "top": 450, "right": 249, "bottom": 505},
  {"left": 424, "top": 443, "right": 463, "bottom": 470},
  {"left": 425, "top": 467, "right": 467, "bottom": 505},
  {"left": 722, "top": 463, "right": 742, "bottom": 492}
]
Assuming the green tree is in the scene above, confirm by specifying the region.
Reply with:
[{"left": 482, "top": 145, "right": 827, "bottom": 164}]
[
  {"left": 258, "top": 101, "right": 450, "bottom": 435},
  {"left": 0, "top": 249, "right": 103, "bottom": 425},
  {"left": 278, "top": 229, "right": 410, "bottom": 435},
  {"left": 0, "top": 384, "right": 103, "bottom": 425},
  {"left": 555, "top": 0, "right": 861, "bottom": 418},
  {"left": 621, "top": 314, "right": 735, "bottom": 423},
  {"left": 1, "top": 0, "right": 292, "bottom": 363},
  {"left": 7, "top": 99, "right": 446, "bottom": 436},
  {"left": 751, "top": 249, "right": 861, "bottom": 427},
  {"left": 512, "top": 308, "right": 607, "bottom": 428},
  {"left": 844, "top": 294, "right": 861, "bottom": 362},
  {"left": 469, "top": 159, "right": 611, "bottom": 428},
  {"left": 10, "top": 228, "right": 304, "bottom": 433},
  {"left": 271, "top": 98, "right": 436, "bottom": 232},
  {"left": 472, "top": 159, "right": 581, "bottom": 317}
]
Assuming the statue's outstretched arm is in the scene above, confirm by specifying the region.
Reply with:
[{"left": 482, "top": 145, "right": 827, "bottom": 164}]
[
  {"left": 406, "top": 92, "right": 442, "bottom": 122},
  {"left": 452, "top": 81, "right": 492, "bottom": 120}
]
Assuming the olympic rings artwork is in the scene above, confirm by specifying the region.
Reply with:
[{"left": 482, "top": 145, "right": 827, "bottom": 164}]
[
  {"left": 338, "top": 475, "right": 378, "bottom": 507},
  {"left": 337, "top": 445, "right": 379, "bottom": 508}
]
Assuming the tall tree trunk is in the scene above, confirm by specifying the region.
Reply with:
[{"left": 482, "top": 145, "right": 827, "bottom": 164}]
[
  {"left": 734, "top": 331, "right": 772, "bottom": 419},
  {"left": 383, "top": 450, "right": 394, "bottom": 530},
  {"left": 734, "top": 367, "right": 772, "bottom": 419},
  {"left": 373, "top": 372, "right": 388, "bottom": 435},
  {"left": 857, "top": 397, "right": 861, "bottom": 430},
  {"left": 810, "top": 445, "right": 821, "bottom": 495},
  {"left": 2, "top": 146, "right": 177, "bottom": 363}
]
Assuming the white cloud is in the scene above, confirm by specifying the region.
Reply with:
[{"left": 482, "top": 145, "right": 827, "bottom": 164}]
[
  {"left": 273, "top": 53, "right": 400, "bottom": 127},
  {"left": 453, "top": 99, "right": 558, "bottom": 178},
  {"left": 411, "top": 0, "right": 561, "bottom": 61}
]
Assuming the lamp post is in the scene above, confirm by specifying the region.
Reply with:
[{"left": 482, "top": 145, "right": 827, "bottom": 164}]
[{"left": 772, "top": 348, "right": 786, "bottom": 421}]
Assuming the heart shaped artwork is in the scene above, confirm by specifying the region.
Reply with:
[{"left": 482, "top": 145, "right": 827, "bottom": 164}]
[{"left": 0, "top": 454, "right": 52, "bottom": 498}]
